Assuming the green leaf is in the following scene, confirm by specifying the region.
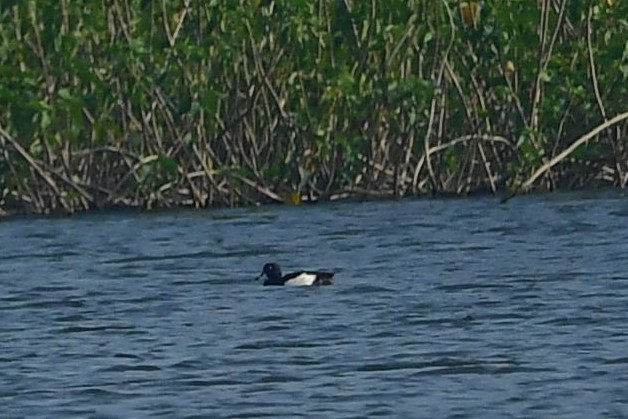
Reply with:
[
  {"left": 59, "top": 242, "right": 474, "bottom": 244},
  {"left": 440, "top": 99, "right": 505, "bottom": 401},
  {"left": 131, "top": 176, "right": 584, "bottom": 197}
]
[{"left": 158, "top": 155, "right": 178, "bottom": 176}]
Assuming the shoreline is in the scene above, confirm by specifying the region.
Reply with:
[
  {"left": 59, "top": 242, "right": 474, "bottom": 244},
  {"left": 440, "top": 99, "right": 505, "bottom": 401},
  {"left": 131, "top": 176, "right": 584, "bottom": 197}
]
[{"left": 1, "top": 184, "right": 624, "bottom": 222}]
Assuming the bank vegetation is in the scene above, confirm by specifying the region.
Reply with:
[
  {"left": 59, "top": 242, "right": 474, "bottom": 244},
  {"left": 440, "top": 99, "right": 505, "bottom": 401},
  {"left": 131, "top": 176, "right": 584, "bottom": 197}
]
[{"left": 1, "top": 0, "right": 627, "bottom": 216}]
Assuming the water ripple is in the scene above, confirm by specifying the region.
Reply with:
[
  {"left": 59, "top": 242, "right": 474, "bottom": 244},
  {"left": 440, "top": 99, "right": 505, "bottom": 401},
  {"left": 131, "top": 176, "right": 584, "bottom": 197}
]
[{"left": 1, "top": 193, "right": 628, "bottom": 417}]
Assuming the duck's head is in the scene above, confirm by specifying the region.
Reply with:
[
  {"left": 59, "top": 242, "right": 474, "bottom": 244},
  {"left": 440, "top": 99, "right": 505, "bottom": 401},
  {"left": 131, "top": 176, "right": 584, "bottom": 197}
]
[{"left": 256, "top": 263, "right": 282, "bottom": 281}]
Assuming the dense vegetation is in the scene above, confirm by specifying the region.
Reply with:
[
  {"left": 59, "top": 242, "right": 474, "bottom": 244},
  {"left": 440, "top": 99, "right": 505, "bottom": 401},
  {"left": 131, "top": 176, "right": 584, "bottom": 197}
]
[{"left": 1, "top": 0, "right": 627, "bottom": 216}]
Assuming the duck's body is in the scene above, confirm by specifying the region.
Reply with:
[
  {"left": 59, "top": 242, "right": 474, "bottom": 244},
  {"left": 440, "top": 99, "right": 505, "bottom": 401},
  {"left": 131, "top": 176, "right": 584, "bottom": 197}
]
[{"left": 256, "top": 263, "right": 334, "bottom": 286}]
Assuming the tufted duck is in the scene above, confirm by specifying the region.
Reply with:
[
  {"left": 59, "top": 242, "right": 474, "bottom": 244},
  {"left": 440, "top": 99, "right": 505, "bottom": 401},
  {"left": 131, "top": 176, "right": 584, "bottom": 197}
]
[{"left": 255, "top": 263, "right": 334, "bottom": 286}]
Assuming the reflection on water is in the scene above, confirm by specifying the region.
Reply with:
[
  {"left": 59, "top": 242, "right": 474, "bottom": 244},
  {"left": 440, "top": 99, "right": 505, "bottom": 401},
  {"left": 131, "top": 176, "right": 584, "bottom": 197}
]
[{"left": 1, "top": 191, "right": 628, "bottom": 417}]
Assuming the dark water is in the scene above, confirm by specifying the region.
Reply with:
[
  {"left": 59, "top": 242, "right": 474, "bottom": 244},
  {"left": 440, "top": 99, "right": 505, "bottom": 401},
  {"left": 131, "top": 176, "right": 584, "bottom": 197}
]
[{"left": 1, "top": 192, "right": 628, "bottom": 418}]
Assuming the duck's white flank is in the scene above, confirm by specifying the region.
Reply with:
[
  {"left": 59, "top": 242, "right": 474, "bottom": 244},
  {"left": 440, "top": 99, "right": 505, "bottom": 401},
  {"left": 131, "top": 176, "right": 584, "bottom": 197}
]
[{"left": 284, "top": 273, "right": 317, "bottom": 286}]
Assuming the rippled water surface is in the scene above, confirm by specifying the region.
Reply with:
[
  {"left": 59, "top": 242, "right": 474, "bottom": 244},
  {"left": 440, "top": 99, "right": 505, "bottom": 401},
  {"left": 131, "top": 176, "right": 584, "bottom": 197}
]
[{"left": 1, "top": 192, "right": 628, "bottom": 418}]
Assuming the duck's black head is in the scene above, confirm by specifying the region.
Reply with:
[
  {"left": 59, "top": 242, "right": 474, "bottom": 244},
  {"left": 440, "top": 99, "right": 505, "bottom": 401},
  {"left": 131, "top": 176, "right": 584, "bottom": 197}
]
[{"left": 256, "top": 263, "right": 283, "bottom": 281}]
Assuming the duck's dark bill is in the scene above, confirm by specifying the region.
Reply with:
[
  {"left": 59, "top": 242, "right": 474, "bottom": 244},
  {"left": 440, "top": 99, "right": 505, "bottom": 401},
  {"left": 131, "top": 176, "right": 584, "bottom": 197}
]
[{"left": 255, "top": 272, "right": 264, "bottom": 281}]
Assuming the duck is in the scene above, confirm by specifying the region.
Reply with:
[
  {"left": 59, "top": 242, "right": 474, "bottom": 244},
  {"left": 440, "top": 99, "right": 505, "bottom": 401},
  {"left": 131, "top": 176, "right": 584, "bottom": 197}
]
[{"left": 255, "top": 263, "right": 334, "bottom": 286}]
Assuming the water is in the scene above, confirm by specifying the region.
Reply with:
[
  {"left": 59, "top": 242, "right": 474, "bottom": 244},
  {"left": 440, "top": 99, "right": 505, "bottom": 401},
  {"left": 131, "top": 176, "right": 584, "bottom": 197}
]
[{"left": 1, "top": 192, "right": 628, "bottom": 418}]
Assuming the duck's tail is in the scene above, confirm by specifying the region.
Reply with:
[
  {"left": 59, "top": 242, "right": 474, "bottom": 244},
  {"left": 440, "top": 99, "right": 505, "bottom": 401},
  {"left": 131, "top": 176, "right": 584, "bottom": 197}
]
[{"left": 314, "top": 272, "right": 334, "bottom": 286}]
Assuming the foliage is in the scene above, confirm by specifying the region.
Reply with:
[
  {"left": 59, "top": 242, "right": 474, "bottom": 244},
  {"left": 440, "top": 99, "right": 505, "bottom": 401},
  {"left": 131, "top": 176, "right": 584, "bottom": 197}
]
[{"left": 0, "top": 0, "right": 626, "bottom": 215}]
